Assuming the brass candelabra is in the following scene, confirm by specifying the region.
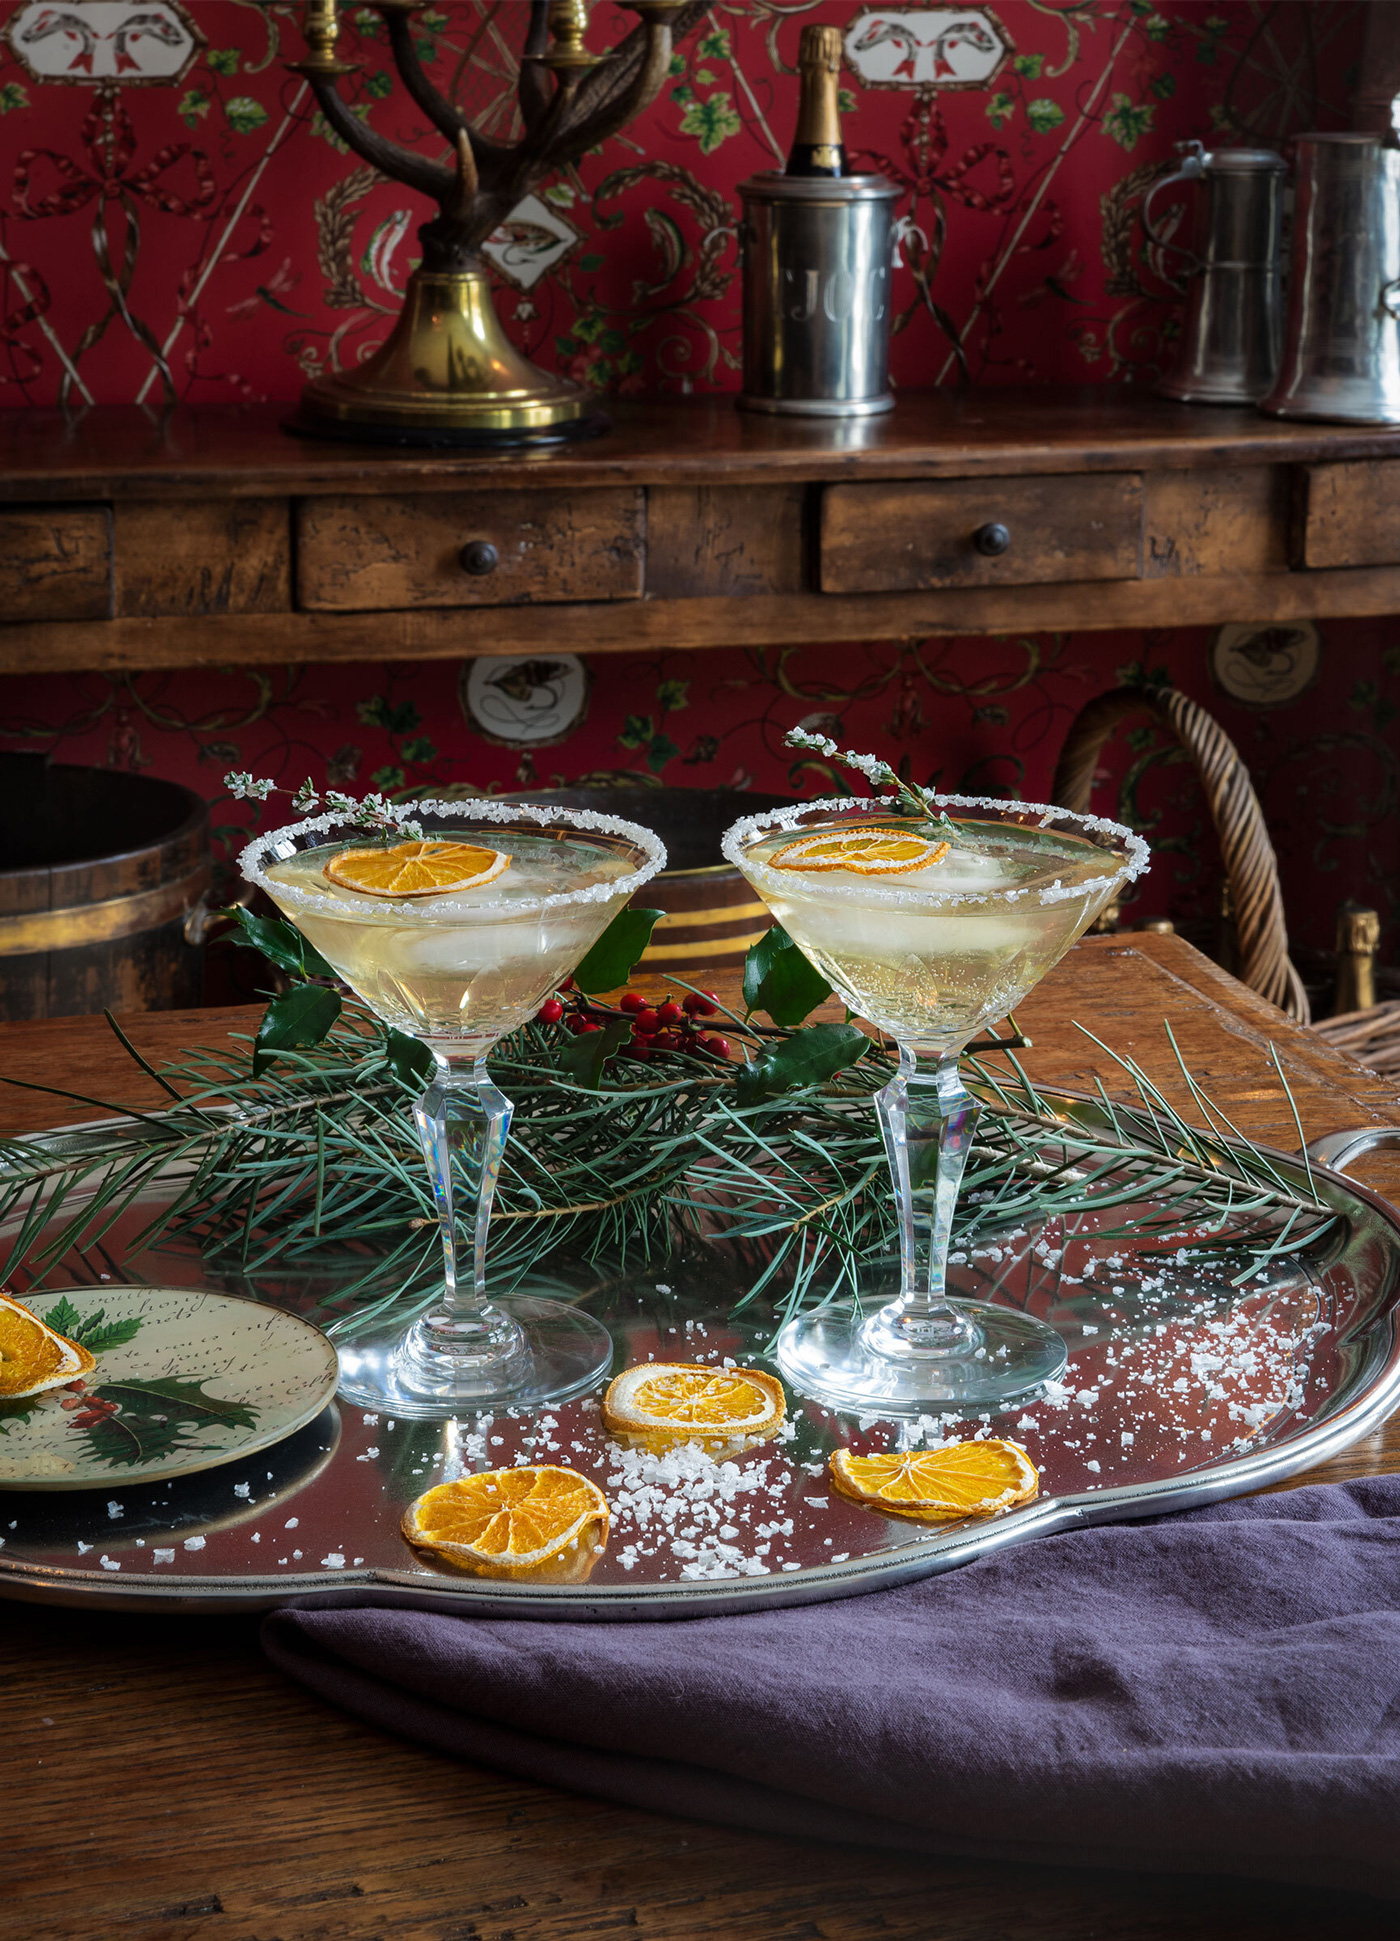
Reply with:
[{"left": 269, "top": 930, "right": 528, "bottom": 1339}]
[{"left": 286, "top": 0, "right": 696, "bottom": 445}]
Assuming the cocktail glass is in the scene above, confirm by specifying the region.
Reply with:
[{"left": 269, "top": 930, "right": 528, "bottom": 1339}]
[
  {"left": 724, "top": 794, "right": 1147, "bottom": 1416},
  {"left": 241, "top": 800, "right": 665, "bottom": 1419}
]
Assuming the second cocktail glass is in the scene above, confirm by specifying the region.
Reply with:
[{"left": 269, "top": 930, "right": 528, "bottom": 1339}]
[
  {"left": 725, "top": 794, "right": 1147, "bottom": 1416},
  {"left": 242, "top": 800, "right": 665, "bottom": 1419}
]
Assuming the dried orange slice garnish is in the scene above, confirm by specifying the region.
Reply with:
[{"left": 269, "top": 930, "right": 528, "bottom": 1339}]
[
  {"left": 602, "top": 1362, "right": 785, "bottom": 1451},
  {"left": 770, "top": 827, "right": 951, "bottom": 876},
  {"left": 324, "top": 840, "right": 510, "bottom": 899},
  {"left": 0, "top": 1291, "right": 96, "bottom": 1400},
  {"left": 829, "top": 1440, "right": 1038, "bottom": 1524},
  {"left": 402, "top": 1465, "right": 609, "bottom": 1578}
]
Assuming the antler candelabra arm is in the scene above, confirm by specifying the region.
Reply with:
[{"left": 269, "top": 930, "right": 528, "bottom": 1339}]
[{"left": 288, "top": 1, "right": 694, "bottom": 259}]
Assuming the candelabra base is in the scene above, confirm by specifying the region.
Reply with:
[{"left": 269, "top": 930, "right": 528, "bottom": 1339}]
[{"left": 288, "top": 264, "right": 608, "bottom": 448}]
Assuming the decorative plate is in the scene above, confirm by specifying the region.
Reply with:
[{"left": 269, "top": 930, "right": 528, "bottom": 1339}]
[{"left": 0, "top": 1286, "right": 338, "bottom": 1491}]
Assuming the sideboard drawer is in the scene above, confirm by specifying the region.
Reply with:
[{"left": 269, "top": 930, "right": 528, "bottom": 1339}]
[
  {"left": 296, "top": 490, "right": 644, "bottom": 612},
  {"left": 1295, "top": 461, "right": 1400, "bottom": 569},
  {"left": 0, "top": 506, "right": 111, "bottom": 623},
  {"left": 820, "top": 474, "right": 1144, "bottom": 593}
]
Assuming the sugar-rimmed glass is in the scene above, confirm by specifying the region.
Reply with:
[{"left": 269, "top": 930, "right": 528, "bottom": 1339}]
[
  {"left": 241, "top": 800, "right": 665, "bottom": 1419},
  {"left": 724, "top": 793, "right": 1148, "bottom": 1416}
]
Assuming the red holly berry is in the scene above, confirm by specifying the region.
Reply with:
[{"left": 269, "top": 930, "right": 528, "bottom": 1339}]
[
  {"left": 634, "top": 1007, "right": 660, "bottom": 1035},
  {"left": 657, "top": 1000, "right": 683, "bottom": 1026},
  {"left": 699, "top": 1033, "right": 731, "bottom": 1058},
  {"left": 619, "top": 992, "right": 646, "bottom": 1014},
  {"left": 683, "top": 992, "right": 719, "bottom": 1017},
  {"left": 558, "top": 976, "right": 575, "bottom": 992},
  {"left": 651, "top": 1031, "right": 678, "bottom": 1051},
  {"left": 578, "top": 1021, "right": 603, "bottom": 1035},
  {"left": 565, "top": 1014, "right": 589, "bottom": 1035},
  {"left": 537, "top": 997, "right": 564, "bottom": 1025}
]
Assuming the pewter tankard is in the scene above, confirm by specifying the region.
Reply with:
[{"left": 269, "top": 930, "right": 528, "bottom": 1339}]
[
  {"left": 1143, "top": 141, "right": 1286, "bottom": 405},
  {"left": 1262, "top": 133, "right": 1400, "bottom": 424}
]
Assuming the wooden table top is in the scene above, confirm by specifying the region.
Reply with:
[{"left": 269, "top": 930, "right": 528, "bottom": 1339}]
[{"left": 7, "top": 932, "right": 1400, "bottom": 1940}]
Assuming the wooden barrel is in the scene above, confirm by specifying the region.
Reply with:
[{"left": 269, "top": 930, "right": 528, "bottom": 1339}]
[
  {"left": 505, "top": 787, "right": 794, "bottom": 974},
  {"left": 0, "top": 755, "right": 211, "bottom": 1021}
]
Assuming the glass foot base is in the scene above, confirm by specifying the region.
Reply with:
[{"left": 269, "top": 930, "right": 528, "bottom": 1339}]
[
  {"left": 334, "top": 1296, "right": 613, "bottom": 1420},
  {"left": 776, "top": 1301, "right": 1067, "bottom": 1417}
]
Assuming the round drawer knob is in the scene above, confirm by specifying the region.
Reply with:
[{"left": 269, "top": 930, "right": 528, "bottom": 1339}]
[
  {"left": 460, "top": 539, "right": 499, "bottom": 576},
  {"left": 972, "top": 521, "right": 1011, "bottom": 558}
]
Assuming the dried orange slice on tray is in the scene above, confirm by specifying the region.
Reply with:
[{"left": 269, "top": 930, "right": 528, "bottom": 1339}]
[
  {"left": 325, "top": 840, "right": 509, "bottom": 899},
  {"left": 402, "top": 1464, "right": 608, "bottom": 1579},
  {"left": 830, "top": 1440, "right": 1038, "bottom": 1524},
  {"left": 770, "top": 827, "right": 950, "bottom": 876},
  {"left": 0, "top": 1291, "right": 95, "bottom": 1400},
  {"left": 603, "top": 1362, "right": 785, "bottom": 1451}
]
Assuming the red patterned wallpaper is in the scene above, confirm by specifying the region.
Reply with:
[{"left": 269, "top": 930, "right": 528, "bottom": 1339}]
[{"left": 0, "top": 1, "right": 1386, "bottom": 985}]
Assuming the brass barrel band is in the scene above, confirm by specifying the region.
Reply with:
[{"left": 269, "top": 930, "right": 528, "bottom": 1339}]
[{"left": 0, "top": 867, "right": 211, "bottom": 958}]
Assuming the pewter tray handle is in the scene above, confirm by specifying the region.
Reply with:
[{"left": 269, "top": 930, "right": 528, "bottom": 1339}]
[{"left": 1306, "top": 1126, "right": 1400, "bottom": 1176}]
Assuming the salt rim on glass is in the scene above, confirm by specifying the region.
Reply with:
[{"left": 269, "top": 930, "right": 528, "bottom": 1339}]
[
  {"left": 239, "top": 796, "right": 668, "bottom": 921},
  {"left": 722, "top": 793, "right": 1149, "bottom": 909}
]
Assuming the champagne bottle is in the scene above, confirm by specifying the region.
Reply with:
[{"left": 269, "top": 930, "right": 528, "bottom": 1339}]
[{"left": 786, "top": 24, "right": 847, "bottom": 178}]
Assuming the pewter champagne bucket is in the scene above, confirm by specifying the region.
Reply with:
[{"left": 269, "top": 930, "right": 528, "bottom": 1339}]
[
  {"left": 1262, "top": 133, "right": 1400, "bottom": 424},
  {"left": 737, "top": 173, "right": 899, "bottom": 417},
  {"left": 1144, "top": 141, "right": 1286, "bottom": 405}
]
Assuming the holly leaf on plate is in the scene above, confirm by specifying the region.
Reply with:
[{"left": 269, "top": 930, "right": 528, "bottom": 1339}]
[
  {"left": 0, "top": 1396, "right": 42, "bottom": 1437},
  {"left": 39, "top": 1294, "right": 83, "bottom": 1340},
  {"left": 76, "top": 1376, "right": 259, "bottom": 1469}
]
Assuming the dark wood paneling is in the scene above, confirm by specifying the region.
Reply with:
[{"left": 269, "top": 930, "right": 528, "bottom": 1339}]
[
  {"left": 1296, "top": 459, "right": 1400, "bottom": 569},
  {"left": 296, "top": 488, "right": 645, "bottom": 611},
  {"left": 0, "top": 505, "right": 111, "bottom": 623},
  {"left": 1143, "top": 465, "right": 1287, "bottom": 578},
  {"left": 14, "top": 559, "right": 1400, "bottom": 673},
  {"left": 820, "top": 474, "right": 1144, "bottom": 593},
  {"left": 647, "top": 483, "right": 806, "bottom": 596},
  {"left": 114, "top": 498, "right": 290, "bottom": 616}
]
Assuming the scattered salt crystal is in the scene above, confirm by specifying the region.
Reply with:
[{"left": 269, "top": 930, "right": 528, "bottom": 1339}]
[
  {"left": 106, "top": 1501, "right": 123, "bottom": 1520},
  {"left": 251, "top": 1533, "right": 261, "bottom": 1543},
  {"left": 153, "top": 1548, "right": 175, "bottom": 1564},
  {"left": 233, "top": 1482, "right": 251, "bottom": 1499},
  {"left": 362, "top": 1413, "right": 379, "bottom": 1426},
  {"left": 1085, "top": 1460, "right": 1101, "bottom": 1474},
  {"left": 356, "top": 1447, "right": 380, "bottom": 1462},
  {"left": 76, "top": 1541, "right": 92, "bottom": 1554},
  {"left": 99, "top": 1556, "right": 120, "bottom": 1572},
  {"left": 322, "top": 1552, "right": 346, "bottom": 1568},
  {"left": 293, "top": 1549, "right": 302, "bottom": 1559},
  {"left": 183, "top": 1535, "right": 206, "bottom": 1551},
  {"left": 285, "top": 1517, "right": 299, "bottom": 1528}
]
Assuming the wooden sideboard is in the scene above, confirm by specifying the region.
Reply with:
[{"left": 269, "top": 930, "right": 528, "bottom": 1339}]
[{"left": 3, "top": 391, "right": 1400, "bottom": 674}]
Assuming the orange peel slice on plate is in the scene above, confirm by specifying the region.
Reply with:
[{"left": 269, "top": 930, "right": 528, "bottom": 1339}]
[
  {"left": 324, "top": 840, "right": 510, "bottom": 899},
  {"left": 0, "top": 1291, "right": 96, "bottom": 1400},
  {"left": 602, "top": 1361, "right": 786, "bottom": 1451},
  {"left": 830, "top": 1439, "right": 1039, "bottom": 1524},
  {"left": 402, "top": 1464, "right": 609, "bottom": 1578},
  {"left": 769, "top": 827, "right": 951, "bottom": 876}
]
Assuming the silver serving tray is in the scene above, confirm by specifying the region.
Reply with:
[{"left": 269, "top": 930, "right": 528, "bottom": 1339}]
[{"left": 1, "top": 1104, "right": 1398, "bottom": 1618}]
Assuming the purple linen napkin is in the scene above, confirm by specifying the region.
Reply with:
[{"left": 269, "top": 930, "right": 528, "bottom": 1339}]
[{"left": 262, "top": 1476, "right": 1400, "bottom": 1899}]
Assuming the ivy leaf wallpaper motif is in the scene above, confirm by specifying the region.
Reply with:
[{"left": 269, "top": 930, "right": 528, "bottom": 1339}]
[{"left": 0, "top": 1, "right": 1391, "bottom": 981}]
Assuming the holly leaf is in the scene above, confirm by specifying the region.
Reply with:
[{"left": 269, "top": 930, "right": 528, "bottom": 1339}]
[
  {"left": 572, "top": 909, "right": 663, "bottom": 996},
  {"left": 253, "top": 983, "right": 342, "bottom": 1076},
  {"left": 734, "top": 1022, "right": 869, "bottom": 1104},
  {"left": 385, "top": 1028, "right": 435, "bottom": 1086},
  {"left": 229, "top": 907, "right": 336, "bottom": 982},
  {"left": 0, "top": 1397, "right": 41, "bottom": 1436},
  {"left": 556, "top": 1018, "right": 632, "bottom": 1090},
  {"left": 742, "top": 926, "right": 831, "bottom": 1027},
  {"left": 77, "top": 1377, "right": 258, "bottom": 1469}
]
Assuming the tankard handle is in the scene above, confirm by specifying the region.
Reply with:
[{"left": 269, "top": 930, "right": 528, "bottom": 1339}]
[{"left": 1142, "top": 140, "right": 1208, "bottom": 276}]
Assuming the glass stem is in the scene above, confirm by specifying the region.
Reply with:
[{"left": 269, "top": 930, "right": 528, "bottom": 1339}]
[
  {"left": 414, "top": 1050, "right": 513, "bottom": 1332},
  {"left": 872, "top": 1047, "right": 981, "bottom": 1357}
]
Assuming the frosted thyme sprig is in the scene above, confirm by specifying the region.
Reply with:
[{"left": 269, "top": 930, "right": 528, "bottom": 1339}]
[
  {"left": 224, "top": 772, "right": 424, "bottom": 840},
  {"left": 783, "top": 728, "right": 949, "bottom": 827}
]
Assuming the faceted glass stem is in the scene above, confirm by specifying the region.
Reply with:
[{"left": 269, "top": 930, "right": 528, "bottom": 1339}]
[
  {"left": 863, "top": 1047, "right": 982, "bottom": 1362},
  {"left": 395, "top": 1048, "right": 530, "bottom": 1388}
]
